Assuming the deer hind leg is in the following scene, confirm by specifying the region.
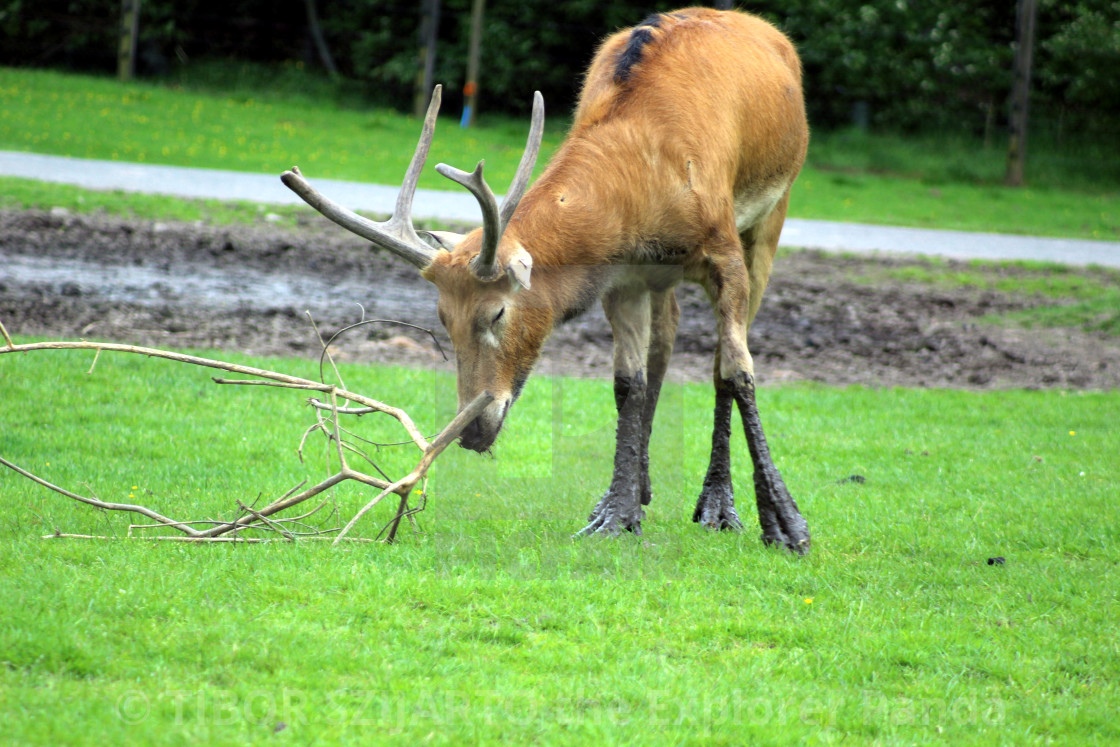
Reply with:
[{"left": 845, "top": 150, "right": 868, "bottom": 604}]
[
  {"left": 578, "top": 285, "right": 675, "bottom": 536},
  {"left": 693, "top": 344, "right": 743, "bottom": 530},
  {"left": 696, "top": 203, "right": 810, "bottom": 553},
  {"left": 638, "top": 288, "right": 679, "bottom": 506}
]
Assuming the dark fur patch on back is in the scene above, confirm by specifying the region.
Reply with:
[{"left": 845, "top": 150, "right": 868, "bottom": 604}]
[{"left": 614, "top": 13, "right": 664, "bottom": 83}]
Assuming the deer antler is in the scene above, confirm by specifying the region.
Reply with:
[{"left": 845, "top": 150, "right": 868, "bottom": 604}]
[
  {"left": 502, "top": 91, "right": 546, "bottom": 225},
  {"left": 280, "top": 86, "right": 445, "bottom": 269},
  {"left": 436, "top": 91, "right": 545, "bottom": 281},
  {"left": 435, "top": 161, "right": 502, "bottom": 279}
]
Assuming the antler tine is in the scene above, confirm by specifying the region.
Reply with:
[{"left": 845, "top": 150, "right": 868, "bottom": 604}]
[
  {"left": 499, "top": 91, "right": 545, "bottom": 227},
  {"left": 435, "top": 161, "right": 502, "bottom": 280},
  {"left": 388, "top": 84, "right": 443, "bottom": 242},
  {"left": 435, "top": 91, "right": 545, "bottom": 281},
  {"left": 279, "top": 85, "right": 445, "bottom": 270}
]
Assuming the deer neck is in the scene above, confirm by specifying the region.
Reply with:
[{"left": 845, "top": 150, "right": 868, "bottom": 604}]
[{"left": 508, "top": 133, "right": 663, "bottom": 328}]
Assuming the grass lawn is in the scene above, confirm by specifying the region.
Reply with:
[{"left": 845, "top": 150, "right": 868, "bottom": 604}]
[
  {"left": 1, "top": 341, "right": 1117, "bottom": 744},
  {"left": 2, "top": 61, "right": 1118, "bottom": 744},
  {"left": 1, "top": 66, "right": 1118, "bottom": 241},
  {"left": 0, "top": 175, "right": 298, "bottom": 226},
  {"left": 853, "top": 256, "right": 1120, "bottom": 336}
]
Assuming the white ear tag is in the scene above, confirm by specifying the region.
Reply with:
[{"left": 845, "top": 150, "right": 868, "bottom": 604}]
[{"left": 507, "top": 246, "right": 533, "bottom": 290}]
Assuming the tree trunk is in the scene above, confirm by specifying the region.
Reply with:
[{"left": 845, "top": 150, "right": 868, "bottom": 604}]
[
  {"left": 304, "top": 0, "right": 338, "bottom": 77},
  {"left": 1005, "top": 0, "right": 1037, "bottom": 186},
  {"left": 414, "top": 0, "right": 441, "bottom": 118},
  {"left": 117, "top": 0, "right": 140, "bottom": 81}
]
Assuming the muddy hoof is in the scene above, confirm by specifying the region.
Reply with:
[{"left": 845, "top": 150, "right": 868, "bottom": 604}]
[
  {"left": 697, "top": 513, "right": 742, "bottom": 531},
  {"left": 753, "top": 468, "right": 810, "bottom": 555},
  {"left": 575, "top": 515, "right": 642, "bottom": 537},
  {"left": 693, "top": 483, "right": 742, "bottom": 530},
  {"left": 762, "top": 530, "right": 810, "bottom": 555},
  {"left": 576, "top": 490, "right": 643, "bottom": 537}
]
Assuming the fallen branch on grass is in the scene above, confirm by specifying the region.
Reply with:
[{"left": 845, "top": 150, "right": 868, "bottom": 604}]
[{"left": 0, "top": 318, "right": 488, "bottom": 545}]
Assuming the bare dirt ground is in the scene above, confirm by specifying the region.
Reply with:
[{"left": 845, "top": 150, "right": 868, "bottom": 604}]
[{"left": 2, "top": 209, "right": 1118, "bottom": 390}]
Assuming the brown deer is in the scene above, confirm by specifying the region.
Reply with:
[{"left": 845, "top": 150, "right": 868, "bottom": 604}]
[{"left": 282, "top": 7, "right": 810, "bottom": 551}]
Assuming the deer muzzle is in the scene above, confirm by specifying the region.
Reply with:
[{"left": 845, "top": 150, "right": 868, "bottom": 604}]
[{"left": 458, "top": 397, "right": 511, "bottom": 452}]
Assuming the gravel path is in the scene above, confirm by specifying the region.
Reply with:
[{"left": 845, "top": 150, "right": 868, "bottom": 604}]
[{"left": 3, "top": 149, "right": 1119, "bottom": 268}]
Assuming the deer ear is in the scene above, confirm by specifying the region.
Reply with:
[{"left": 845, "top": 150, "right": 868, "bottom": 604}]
[
  {"left": 424, "top": 230, "right": 465, "bottom": 251},
  {"left": 506, "top": 245, "right": 533, "bottom": 290}
]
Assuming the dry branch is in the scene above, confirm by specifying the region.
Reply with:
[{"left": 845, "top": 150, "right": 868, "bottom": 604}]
[
  {"left": 42, "top": 534, "right": 380, "bottom": 544},
  {"left": 0, "top": 454, "right": 201, "bottom": 535},
  {"left": 0, "top": 330, "right": 490, "bottom": 544},
  {"left": 4, "top": 340, "right": 431, "bottom": 449}
]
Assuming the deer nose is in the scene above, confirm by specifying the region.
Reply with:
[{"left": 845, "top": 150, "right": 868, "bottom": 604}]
[{"left": 458, "top": 416, "right": 491, "bottom": 453}]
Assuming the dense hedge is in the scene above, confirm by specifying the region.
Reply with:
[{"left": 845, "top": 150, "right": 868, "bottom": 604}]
[{"left": 3, "top": 0, "right": 1118, "bottom": 135}]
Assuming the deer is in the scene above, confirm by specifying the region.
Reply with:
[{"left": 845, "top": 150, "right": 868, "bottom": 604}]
[{"left": 281, "top": 7, "right": 811, "bottom": 552}]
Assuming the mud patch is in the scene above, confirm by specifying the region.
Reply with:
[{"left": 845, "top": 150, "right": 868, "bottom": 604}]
[{"left": 2, "top": 209, "right": 1118, "bottom": 390}]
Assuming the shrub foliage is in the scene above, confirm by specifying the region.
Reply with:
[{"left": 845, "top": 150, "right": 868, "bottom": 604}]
[{"left": 2, "top": 0, "right": 1118, "bottom": 136}]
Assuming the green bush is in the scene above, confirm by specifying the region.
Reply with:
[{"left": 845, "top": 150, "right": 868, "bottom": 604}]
[{"left": 2, "top": 0, "right": 1118, "bottom": 137}]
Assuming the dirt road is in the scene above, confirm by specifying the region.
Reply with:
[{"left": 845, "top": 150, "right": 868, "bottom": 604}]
[{"left": 2, "top": 209, "right": 1118, "bottom": 390}]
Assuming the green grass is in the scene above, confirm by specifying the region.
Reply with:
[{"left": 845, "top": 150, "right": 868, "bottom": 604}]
[
  {"left": 0, "top": 176, "right": 466, "bottom": 234},
  {"left": 809, "top": 127, "right": 1120, "bottom": 195},
  {"left": 857, "top": 257, "right": 1120, "bottom": 335},
  {"left": 1, "top": 341, "right": 1117, "bottom": 744},
  {"left": 3, "top": 61, "right": 1117, "bottom": 744},
  {"left": 789, "top": 169, "right": 1119, "bottom": 241},
  {"left": 0, "top": 175, "right": 309, "bottom": 226},
  {"left": 2, "top": 66, "right": 1118, "bottom": 241},
  {"left": 0, "top": 66, "right": 562, "bottom": 196}
]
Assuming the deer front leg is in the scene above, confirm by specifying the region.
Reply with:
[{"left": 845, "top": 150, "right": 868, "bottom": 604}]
[
  {"left": 707, "top": 252, "right": 810, "bottom": 553},
  {"left": 578, "top": 287, "right": 655, "bottom": 537}
]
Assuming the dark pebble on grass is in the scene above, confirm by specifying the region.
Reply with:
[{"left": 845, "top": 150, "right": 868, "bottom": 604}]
[{"left": 836, "top": 474, "right": 866, "bottom": 484}]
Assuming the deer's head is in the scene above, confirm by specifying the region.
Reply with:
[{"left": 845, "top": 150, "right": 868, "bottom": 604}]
[{"left": 281, "top": 86, "right": 547, "bottom": 452}]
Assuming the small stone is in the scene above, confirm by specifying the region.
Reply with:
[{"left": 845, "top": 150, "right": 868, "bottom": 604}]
[{"left": 835, "top": 474, "right": 866, "bottom": 485}]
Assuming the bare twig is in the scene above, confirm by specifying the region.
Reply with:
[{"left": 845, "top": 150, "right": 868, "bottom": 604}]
[
  {"left": 333, "top": 391, "right": 493, "bottom": 544},
  {"left": 307, "top": 310, "right": 348, "bottom": 391},
  {"left": 127, "top": 519, "right": 230, "bottom": 531},
  {"left": 296, "top": 422, "right": 323, "bottom": 464},
  {"left": 237, "top": 500, "right": 296, "bottom": 541},
  {"left": 277, "top": 479, "right": 311, "bottom": 504},
  {"left": 43, "top": 533, "right": 379, "bottom": 543},
  {"left": 307, "top": 399, "right": 379, "bottom": 416},
  {"left": 1, "top": 326, "right": 479, "bottom": 546},
  {"left": 320, "top": 318, "right": 449, "bottom": 370},
  {"left": 199, "top": 472, "right": 350, "bottom": 538},
  {"left": 212, "top": 378, "right": 328, "bottom": 391},
  {"left": 380, "top": 478, "right": 429, "bottom": 544},
  {"left": 0, "top": 455, "right": 201, "bottom": 536},
  {"left": 0, "top": 341, "right": 430, "bottom": 450}
]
